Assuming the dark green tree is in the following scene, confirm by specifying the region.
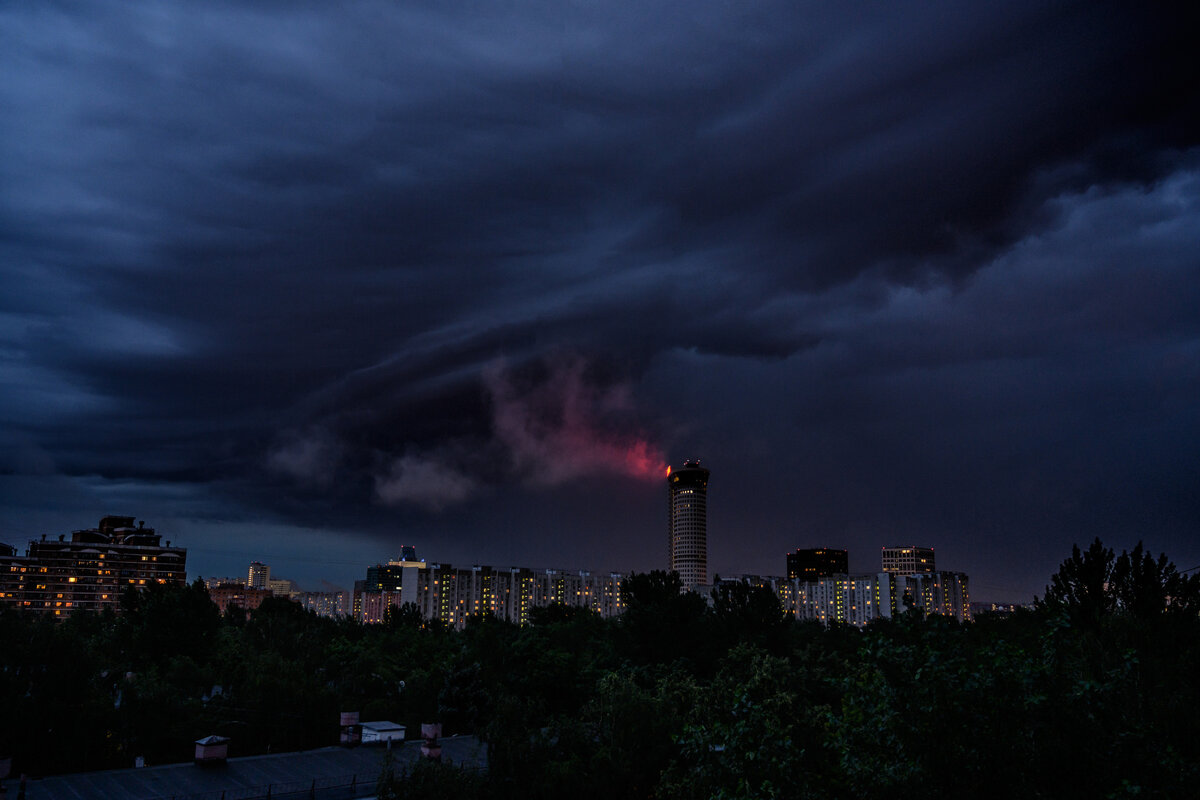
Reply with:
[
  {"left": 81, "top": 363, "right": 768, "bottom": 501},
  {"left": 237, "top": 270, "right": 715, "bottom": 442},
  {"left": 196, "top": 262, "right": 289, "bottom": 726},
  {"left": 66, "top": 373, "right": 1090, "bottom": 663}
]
[
  {"left": 1110, "top": 541, "right": 1200, "bottom": 619},
  {"left": 1040, "top": 537, "right": 1115, "bottom": 624},
  {"left": 618, "top": 571, "right": 710, "bottom": 667},
  {"left": 710, "top": 579, "right": 788, "bottom": 646}
]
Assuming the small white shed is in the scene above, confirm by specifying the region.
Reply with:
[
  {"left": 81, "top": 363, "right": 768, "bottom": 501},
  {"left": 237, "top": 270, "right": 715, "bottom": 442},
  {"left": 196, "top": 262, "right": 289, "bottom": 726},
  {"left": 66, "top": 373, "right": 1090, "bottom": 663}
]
[{"left": 360, "top": 720, "right": 405, "bottom": 744}]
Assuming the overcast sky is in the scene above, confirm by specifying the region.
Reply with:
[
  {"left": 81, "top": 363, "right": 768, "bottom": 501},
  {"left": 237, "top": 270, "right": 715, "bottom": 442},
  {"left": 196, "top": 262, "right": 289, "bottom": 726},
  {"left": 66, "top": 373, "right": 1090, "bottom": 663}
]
[{"left": 2, "top": 2, "right": 1197, "bottom": 601}]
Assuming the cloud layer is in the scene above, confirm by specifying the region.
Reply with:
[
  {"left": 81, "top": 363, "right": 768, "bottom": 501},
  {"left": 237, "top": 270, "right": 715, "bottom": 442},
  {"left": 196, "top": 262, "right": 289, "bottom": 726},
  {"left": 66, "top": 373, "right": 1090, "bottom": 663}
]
[{"left": 1, "top": 2, "right": 1197, "bottom": 597}]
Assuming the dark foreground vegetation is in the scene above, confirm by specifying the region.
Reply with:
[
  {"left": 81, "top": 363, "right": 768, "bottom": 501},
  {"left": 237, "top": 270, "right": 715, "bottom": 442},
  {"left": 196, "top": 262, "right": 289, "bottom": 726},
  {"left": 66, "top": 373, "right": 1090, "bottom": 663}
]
[{"left": 2, "top": 540, "right": 1198, "bottom": 799}]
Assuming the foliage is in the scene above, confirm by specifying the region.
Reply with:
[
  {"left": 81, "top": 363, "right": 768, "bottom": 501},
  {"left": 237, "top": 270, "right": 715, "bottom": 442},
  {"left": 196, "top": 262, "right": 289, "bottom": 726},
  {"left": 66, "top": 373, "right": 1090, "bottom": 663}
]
[
  {"left": 1041, "top": 537, "right": 1117, "bottom": 624},
  {"left": 1041, "top": 538, "right": 1200, "bottom": 623},
  {"left": 377, "top": 753, "right": 487, "bottom": 800}
]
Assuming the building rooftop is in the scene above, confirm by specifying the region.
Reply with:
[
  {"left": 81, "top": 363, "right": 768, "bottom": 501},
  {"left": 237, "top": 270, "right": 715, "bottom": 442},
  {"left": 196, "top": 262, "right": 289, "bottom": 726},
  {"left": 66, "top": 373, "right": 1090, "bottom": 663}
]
[{"left": 1, "top": 736, "right": 485, "bottom": 800}]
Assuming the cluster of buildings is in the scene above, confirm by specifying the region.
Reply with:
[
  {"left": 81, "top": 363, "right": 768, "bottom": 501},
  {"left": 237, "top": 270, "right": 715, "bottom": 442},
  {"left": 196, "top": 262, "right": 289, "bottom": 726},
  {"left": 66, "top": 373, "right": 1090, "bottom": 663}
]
[
  {"left": 0, "top": 461, "right": 972, "bottom": 626},
  {"left": 668, "top": 464, "right": 969, "bottom": 625},
  {"left": 202, "top": 562, "right": 350, "bottom": 617},
  {"left": 725, "top": 545, "right": 971, "bottom": 627},
  {"left": 350, "top": 551, "right": 623, "bottom": 626},
  {"left": 341, "top": 465, "right": 968, "bottom": 628},
  {"left": 341, "top": 545, "right": 969, "bottom": 630}
]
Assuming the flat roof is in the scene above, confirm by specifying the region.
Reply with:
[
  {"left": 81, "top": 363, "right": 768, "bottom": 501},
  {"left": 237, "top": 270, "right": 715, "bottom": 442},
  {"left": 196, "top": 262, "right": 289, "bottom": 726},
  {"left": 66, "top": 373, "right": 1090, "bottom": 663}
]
[
  {"left": 360, "top": 721, "right": 404, "bottom": 732},
  {"left": 2, "top": 735, "right": 485, "bottom": 800}
]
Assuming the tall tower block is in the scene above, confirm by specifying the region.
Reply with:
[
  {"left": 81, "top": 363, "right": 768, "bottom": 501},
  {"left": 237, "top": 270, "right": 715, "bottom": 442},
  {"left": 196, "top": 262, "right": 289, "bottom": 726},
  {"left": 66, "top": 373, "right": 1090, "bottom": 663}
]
[
  {"left": 247, "top": 560, "right": 271, "bottom": 589},
  {"left": 668, "top": 460, "right": 710, "bottom": 590}
]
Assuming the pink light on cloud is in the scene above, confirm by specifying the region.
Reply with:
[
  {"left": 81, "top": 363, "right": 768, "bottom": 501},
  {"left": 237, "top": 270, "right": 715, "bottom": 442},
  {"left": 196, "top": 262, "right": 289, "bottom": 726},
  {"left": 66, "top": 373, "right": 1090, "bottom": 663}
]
[{"left": 484, "top": 354, "right": 666, "bottom": 486}]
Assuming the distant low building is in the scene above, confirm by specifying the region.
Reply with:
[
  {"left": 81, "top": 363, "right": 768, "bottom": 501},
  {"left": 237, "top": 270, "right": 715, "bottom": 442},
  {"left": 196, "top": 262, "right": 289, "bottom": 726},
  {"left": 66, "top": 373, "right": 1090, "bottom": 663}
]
[
  {"left": 969, "top": 601, "right": 1029, "bottom": 616},
  {"left": 208, "top": 582, "right": 272, "bottom": 616},
  {"left": 203, "top": 576, "right": 245, "bottom": 591},
  {"left": 267, "top": 577, "right": 299, "bottom": 599},
  {"left": 0, "top": 516, "right": 187, "bottom": 618}
]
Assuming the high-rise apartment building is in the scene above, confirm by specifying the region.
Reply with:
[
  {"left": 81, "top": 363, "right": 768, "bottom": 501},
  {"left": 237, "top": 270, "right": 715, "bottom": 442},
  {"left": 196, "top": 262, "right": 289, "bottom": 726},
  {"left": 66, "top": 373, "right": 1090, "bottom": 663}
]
[
  {"left": 786, "top": 548, "right": 848, "bottom": 580},
  {"left": 0, "top": 516, "right": 187, "bottom": 618},
  {"left": 247, "top": 560, "right": 270, "bottom": 589},
  {"left": 881, "top": 546, "right": 935, "bottom": 573},
  {"left": 668, "top": 460, "right": 709, "bottom": 590},
  {"left": 365, "top": 548, "right": 425, "bottom": 595}
]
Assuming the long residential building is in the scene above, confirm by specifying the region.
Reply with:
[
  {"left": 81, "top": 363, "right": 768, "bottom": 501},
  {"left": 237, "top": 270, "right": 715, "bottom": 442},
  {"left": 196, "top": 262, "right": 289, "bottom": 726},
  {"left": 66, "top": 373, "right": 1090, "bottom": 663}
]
[
  {"left": 353, "top": 554, "right": 624, "bottom": 628},
  {"left": 718, "top": 570, "right": 971, "bottom": 626},
  {"left": 0, "top": 516, "right": 187, "bottom": 618}
]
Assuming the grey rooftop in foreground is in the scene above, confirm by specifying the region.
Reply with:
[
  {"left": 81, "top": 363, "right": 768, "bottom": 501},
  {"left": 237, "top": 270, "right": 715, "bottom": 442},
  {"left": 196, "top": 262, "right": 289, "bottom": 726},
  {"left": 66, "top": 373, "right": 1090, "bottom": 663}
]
[{"left": 1, "top": 735, "right": 485, "bottom": 800}]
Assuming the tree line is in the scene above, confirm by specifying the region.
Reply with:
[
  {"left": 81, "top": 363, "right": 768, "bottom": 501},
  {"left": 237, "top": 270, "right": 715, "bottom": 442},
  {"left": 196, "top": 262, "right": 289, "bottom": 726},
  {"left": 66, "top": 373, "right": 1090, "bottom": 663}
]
[{"left": 1, "top": 539, "right": 1197, "bottom": 799}]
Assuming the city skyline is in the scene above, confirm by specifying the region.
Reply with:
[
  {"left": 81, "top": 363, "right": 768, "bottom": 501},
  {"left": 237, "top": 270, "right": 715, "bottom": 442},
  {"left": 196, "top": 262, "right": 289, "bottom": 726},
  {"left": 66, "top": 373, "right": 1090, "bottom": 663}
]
[
  {"left": 0, "top": 513, "right": 974, "bottom": 626},
  {"left": 2, "top": 4, "right": 1197, "bottom": 604}
]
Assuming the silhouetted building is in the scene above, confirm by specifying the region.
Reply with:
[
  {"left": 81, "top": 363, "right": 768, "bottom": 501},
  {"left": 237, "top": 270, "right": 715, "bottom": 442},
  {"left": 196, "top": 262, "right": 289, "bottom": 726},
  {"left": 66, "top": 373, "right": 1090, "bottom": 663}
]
[
  {"left": 786, "top": 548, "right": 848, "bottom": 580},
  {"left": 881, "top": 546, "right": 935, "bottom": 573},
  {"left": 0, "top": 516, "right": 186, "bottom": 618},
  {"left": 668, "top": 460, "right": 710, "bottom": 590}
]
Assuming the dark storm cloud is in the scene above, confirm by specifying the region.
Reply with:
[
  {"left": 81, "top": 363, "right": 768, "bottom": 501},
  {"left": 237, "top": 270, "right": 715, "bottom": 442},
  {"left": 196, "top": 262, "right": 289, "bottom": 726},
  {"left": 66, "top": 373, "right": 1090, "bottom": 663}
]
[{"left": 1, "top": 2, "right": 1197, "bottom": 594}]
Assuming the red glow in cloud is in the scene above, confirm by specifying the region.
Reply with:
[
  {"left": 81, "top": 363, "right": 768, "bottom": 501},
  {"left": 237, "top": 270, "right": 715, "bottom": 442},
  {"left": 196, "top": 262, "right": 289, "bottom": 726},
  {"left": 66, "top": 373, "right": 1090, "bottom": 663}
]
[
  {"left": 622, "top": 438, "right": 666, "bottom": 479},
  {"left": 484, "top": 355, "right": 666, "bottom": 486}
]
